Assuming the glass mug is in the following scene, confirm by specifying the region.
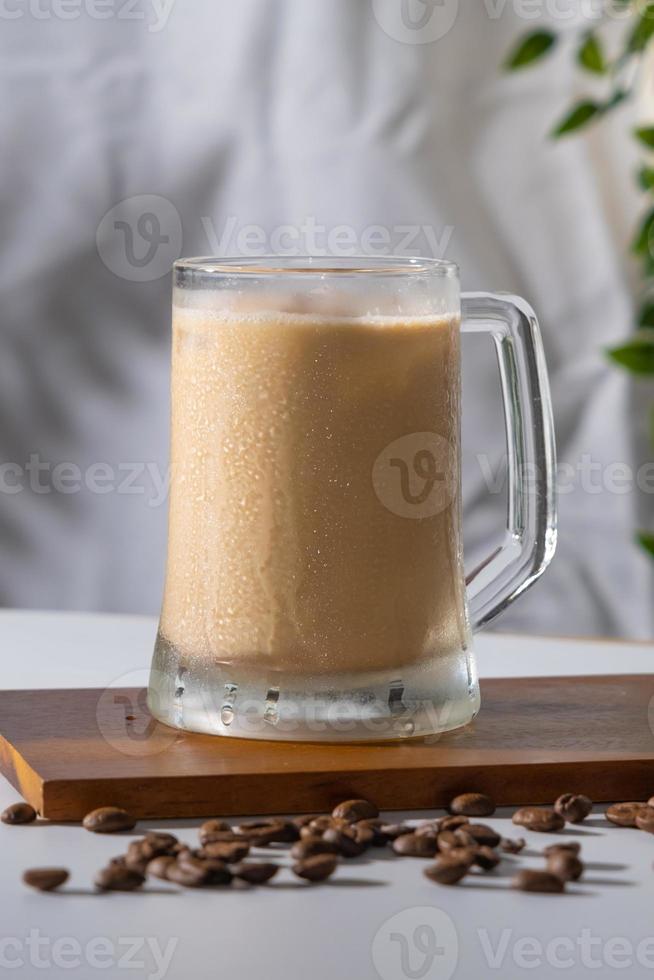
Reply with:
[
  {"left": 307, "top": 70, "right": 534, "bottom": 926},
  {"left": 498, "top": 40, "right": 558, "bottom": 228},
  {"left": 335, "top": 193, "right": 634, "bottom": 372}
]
[{"left": 148, "top": 256, "right": 556, "bottom": 742}]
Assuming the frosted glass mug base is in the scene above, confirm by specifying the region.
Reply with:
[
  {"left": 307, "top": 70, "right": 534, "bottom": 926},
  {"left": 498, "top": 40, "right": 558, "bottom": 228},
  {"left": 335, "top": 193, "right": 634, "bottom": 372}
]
[{"left": 148, "top": 632, "right": 480, "bottom": 743}]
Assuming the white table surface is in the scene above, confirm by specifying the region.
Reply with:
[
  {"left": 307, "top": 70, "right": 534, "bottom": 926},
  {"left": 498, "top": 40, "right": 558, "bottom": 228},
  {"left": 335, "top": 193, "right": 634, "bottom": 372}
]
[{"left": 1, "top": 611, "right": 653, "bottom": 980}]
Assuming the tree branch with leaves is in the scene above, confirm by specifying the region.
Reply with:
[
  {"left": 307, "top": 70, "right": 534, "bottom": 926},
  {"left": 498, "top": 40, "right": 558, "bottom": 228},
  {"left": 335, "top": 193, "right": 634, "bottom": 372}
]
[{"left": 505, "top": 0, "right": 654, "bottom": 559}]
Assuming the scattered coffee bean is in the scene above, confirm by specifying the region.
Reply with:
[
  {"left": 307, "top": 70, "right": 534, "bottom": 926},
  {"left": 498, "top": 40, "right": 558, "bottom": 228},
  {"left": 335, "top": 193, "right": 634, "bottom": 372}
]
[
  {"left": 124, "top": 841, "right": 150, "bottom": 874},
  {"left": 512, "top": 807, "right": 564, "bottom": 833},
  {"left": 543, "top": 841, "right": 581, "bottom": 857},
  {"left": 605, "top": 803, "right": 649, "bottom": 828},
  {"left": 473, "top": 846, "right": 501, "bottom": 871},
  {"left": 635, "top": 810, "right": 654, "bottom": 834},
  {"left": 392, "top": 833, "right": 439, "bottom": 858},
  {"left": 423, "top": 856, "right": 469, "bottom": 885},
  {"left": 141, "top": 832, "right": 178, "bottom": 858},
  {"left": 500, "top": 838, "right": 526, "bottom": 854},
  {"left": 436, "top": 830, "right": 460, "bottom": 851},
  {"left": 202, "top": 860, "right": 233, "bottom": 886},
  {"left": 291, "top": 814, "right": 320, "bottom": 830},
  {"left": 198, "top": 819, "right": 232, "bottom": 844},
  {"left": 461, "top": 824, "right": 501, "bottom": 847},
  {"left": 2, "top": 802, "right": 37, "bottom": 825},
  {"left": 332, "top": 799, "right": 379, "bottom": 823},
  {"left": 554, "top": 793, "right": 593, "bottom": 824},
  {"left": 293, "top": 854, "right": 338, "bottom": 882},
  {"left": 379, "top": 823, "right": 412, "bottom": 841},
  {"left": 232, "top": 862, "right": 279, "bottom": 885},
  {"left": 22, "top": 868, "right": 69, "bottom": 892},
  {"left": 146, "top": 856, "right": 176, "bottom": 880},
  {"left": 512, "top": 869, "right": 565, "bottom": 894},
  {"left": 414, "top": 823, "right": 440, "bottom": 839},
  {"left": 438, "top": 815, "right": 470, "bottom": 832},
  {"left": 440, "top": 845, "right": 477, "bottom": 866},
  {"left": 449, "top": 793, "right": 496, "bottom": 817},
  {"left": 291, "top": 837, "right": 340, "bottom": 860},
  {"left": 647, "top": 796, "right": 654, "bottom": 809},
  {"left": 165, "top": 861, "right": 210, "bottom": 888},
  {"left": 547, "top": 851, "right": 584, "bottom": 882},
  {"left": 351, "top": 823, "right": 378, "bottom": 848},
  {"left": 237, "top": 818, "right": 300, "bottom": 844},
  {"left": 83, "top": 807, "right": 136, "bottom": 834},
  {"left": 323, "top": 827, "right": 367, "bottom": 858},
  {"left": 201, "top": 840, "right": 250, "bottom": 863},
  {"left": 95, "top": 865, "right": 145, "bottom": 892}
]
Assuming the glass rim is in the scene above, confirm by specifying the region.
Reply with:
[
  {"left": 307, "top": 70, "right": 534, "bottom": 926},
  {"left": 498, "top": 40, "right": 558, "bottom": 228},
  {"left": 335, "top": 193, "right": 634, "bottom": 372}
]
[{"left": 175, "top": 254, "right": 459, "bottom": 279}]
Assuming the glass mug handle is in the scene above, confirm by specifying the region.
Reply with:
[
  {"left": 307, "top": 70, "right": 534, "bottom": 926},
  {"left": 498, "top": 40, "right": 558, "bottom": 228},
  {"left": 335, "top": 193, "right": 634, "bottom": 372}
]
[{"left": 461, "top": 292, "right": 557, "bottom": 630}]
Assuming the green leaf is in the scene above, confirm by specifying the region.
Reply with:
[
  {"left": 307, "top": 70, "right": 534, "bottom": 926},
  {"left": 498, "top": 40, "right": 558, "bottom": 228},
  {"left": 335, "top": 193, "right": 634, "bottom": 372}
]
[
  {"left": 637, "top": 532, "right": 654, "bottom": 558},
  {"left": 551, "top": 101, "right": 601, "bottom": 138},
  {"left": 635, "top": 126, "right": 654, "bottom": 147},
  {"left": 578, "top": 33, "right": 607, "bottom": 73},
  {"left": 628, "top": 2, "right": 654, "bottom": 52},
  {"left": 505, "top": 30, "right": 557, "bottom": 70},
  {"left": 607, "top": 329, "right": 654, "bottom": 374},
  {"left": 637, "top": 299, "right": 654, "bottom": 326},
  {"left": 638, "top": 166, "right": 654, "bottom": 190},
  {"left": 631, "top": 207, "right": 654, "bottom": 254}
]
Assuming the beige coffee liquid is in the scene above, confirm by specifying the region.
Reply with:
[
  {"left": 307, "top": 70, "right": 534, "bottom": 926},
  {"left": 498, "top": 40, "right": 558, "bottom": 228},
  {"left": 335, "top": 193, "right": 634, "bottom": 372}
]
[{"left": 159, "top": 296, "right": 470, "bottom": 676}]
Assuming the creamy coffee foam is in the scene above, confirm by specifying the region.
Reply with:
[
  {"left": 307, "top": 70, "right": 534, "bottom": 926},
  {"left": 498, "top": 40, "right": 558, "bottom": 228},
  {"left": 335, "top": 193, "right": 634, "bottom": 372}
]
[{"left": 159, "top": 297, "right": 470, "bottom": 675}]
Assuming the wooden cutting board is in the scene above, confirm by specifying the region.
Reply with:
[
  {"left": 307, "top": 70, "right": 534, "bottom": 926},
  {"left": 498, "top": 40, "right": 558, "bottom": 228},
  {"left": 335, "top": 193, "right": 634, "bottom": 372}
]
[{"left": 0, "top": 676, "right": 652, "bottom": 820}]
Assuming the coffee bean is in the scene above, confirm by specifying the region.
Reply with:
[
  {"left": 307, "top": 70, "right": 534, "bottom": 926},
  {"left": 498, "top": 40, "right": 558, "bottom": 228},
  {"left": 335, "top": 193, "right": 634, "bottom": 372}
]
[
  {"left": 166, "top": 861, "right": 210, "bottom": 888},
  {"left": 460, "top": 824, "right": 501, "bottom": 847},
  {"left": 232, "top": 862, "right": 279, "bottom": 885},
  {"left": 322, "top": 827, "right": 367, "bottom": 858},
  {"left": 543, "top": 842, "right": 581, "bottom": 857},
  {"left": 547, "top": 851, "right": 584, "bottom": 882},
  {"left": 500, "top": 838, "right": 526, "bottom": 854},
  {"left": 237, "top": 818, "right": 300, "bottom": 844},
  {"left": 124, "top": 841, "right": 150, "bottom": 874},
  {"left": 647, "top": 796, "right": 654, "bottom": 809},
  {"left": 95, "top": 865, "right": 145, "bottom": 892},
  {"left": 635, "top": 810, "right": 654, "bottom": 834},
  {"left": 83, "top": 807, "right": 136, "bottom": 834},
  {"left": 423, "top": 857, "right": 469, "bottom": 885},
  {"left": 141, "top": 832, "right": 178, "bottom": 858},
  {"left": 291, "top": 837, "right": 340, "bottom": 860},
  {"left": 2, "top": 802, "right": 37, "bottom": 825},
  {"left": 473, "top": 846, "right": 501, "bottom": 871},
  {"left": 436, "top": 830, "right": 460, "bottom": 851},
  {"left": 199, "top": 819, "right": 232, "bottom": 844},
  {"left": 201, "top": 840, "right": 250, "bottom": 863},
  {"left": 414, "top": 823, "right": 440, "bottom": 839},
  {"left": 440, "top": 845, "right": 477, "bottom": 866},
  {"left": 379, "top": 823, "right": 412, "bottom": 841},
  {"left": 512, "top": 869, "right": 565, "bottom": 894},
  {"left": 22, "top": 868, "right": 69, "bottom": 892},
  {"left": 354, "top": 820, "right": 386, "bottom": 846},
  {"left": 605, "top": 803, "right": 650, "bottom": 828},
  {"left": 512, "top": 807, "right": 564, "bottom": 833},
  {"left": 293, "top": 854, "right": 338, "bottom": 882},
  {"left": 438, "top": 815, "right": 470, "bottom": 832},
  {"left": 449, "top": 793, "right": 496, "bottom": 817},
  {"left": 146, "top": 856, "right": 176, "bottom": 881},
  {"left": 554, "top": 793, "right": 593, "bottom": 824},
  {"left": 331, "top": 799, "right": 378, "bottom": 823},
  {"left": 200, "top": 830, "right": 242, "bottom": 845},
  {"left": 291, "top": 814, "right": 321, "bottom": 830},
  {"left": 203, "top": 860, "right": 233, "bottom": 886},
  {"left": 392, "top": 833, "right": 438, "bottom": 858}
]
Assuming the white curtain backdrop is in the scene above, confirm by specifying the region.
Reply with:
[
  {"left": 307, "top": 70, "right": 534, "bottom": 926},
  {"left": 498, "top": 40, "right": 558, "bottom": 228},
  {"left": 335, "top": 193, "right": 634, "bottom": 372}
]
[{"left": 0, "top": 0, "right": 652, "bottom": 637}]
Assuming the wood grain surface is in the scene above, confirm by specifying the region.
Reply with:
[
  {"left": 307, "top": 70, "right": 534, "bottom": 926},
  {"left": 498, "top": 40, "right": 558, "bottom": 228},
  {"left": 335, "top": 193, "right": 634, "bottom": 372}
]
[{"left": 0, "top": 676, "right": 652, "bottom": 820}]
